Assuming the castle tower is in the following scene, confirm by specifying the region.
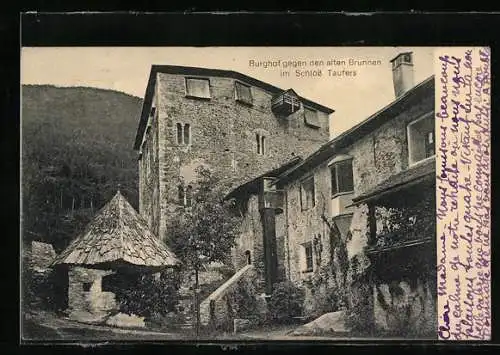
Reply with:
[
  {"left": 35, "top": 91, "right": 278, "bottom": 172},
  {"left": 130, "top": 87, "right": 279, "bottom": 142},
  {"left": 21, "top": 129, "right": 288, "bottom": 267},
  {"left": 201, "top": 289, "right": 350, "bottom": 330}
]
[{"left": 134, "top": 65, "right": 334, "bottom": 242}]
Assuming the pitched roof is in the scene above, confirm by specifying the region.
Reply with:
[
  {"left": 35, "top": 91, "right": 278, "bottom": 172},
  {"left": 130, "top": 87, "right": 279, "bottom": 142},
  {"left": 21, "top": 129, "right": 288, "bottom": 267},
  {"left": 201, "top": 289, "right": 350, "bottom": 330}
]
[
  {"left": 51, "top": 190, "right": 180, "bottom": 270},
  {"left": 390, "top": 51, "right": 413, "bottom": 62},
  {"left": 351, "top": 157, "right": 435, "bottom": 205},
  {"left": 134, "top": 65, "right": 335, "bottom": 150},
  {"left": 273, "top": 76, "right": 435, "bottom": 186}
]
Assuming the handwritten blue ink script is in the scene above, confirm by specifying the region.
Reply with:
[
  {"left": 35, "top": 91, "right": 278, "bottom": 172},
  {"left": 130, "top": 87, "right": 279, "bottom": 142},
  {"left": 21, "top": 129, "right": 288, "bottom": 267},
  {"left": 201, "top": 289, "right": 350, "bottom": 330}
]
[{"left": 436, "top": 47, "right": 491, "bottom": 340}]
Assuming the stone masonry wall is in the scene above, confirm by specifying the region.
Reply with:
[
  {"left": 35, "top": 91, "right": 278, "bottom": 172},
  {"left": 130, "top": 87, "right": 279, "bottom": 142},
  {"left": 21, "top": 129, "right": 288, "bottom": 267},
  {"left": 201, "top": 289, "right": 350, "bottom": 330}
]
[
  {"left": 152, "top": 72, "right": 330, "bottom": 242},
  {"left": 373, "top": 278, "right": 436, "bottom": 337},
  {"left": 199, "top": 265, "right": 264, "bottom": 330},
  {"left": 67, "top": 267, "right": 117, "bottom": 321},
  {"left": 285, "top": 164, "right": 331, "bottom": 285},
  {"left": 232, "top": 195, "right": 266, "bottom": 291},
  {"left": 139, "top": 84, "right": 161, "bottom": 236}
]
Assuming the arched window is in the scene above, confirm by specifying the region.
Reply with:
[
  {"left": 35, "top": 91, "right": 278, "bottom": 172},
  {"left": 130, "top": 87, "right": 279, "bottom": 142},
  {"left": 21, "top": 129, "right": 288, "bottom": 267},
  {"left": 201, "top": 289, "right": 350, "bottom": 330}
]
[
  {"left": 245, "top": 250, "right": 251, "bottom": 265},
  {"left": 256, "top": 133, "right": 266, "bottom": 155},
  {"left": 176, "top": 123, "right": 192, "bottom": 146},
  {"left": 184, "top": 123, "right": 191, "bottom": 145}
]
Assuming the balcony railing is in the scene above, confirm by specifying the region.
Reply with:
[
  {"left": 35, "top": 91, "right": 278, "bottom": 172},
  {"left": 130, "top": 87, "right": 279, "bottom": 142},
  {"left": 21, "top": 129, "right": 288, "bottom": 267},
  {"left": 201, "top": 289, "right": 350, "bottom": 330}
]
[
  {"left": 367, "top": 204, "right": 436, "bottom": 252},
  {"left": 271, "top": 94, "right": 301, "bottom": 117}
]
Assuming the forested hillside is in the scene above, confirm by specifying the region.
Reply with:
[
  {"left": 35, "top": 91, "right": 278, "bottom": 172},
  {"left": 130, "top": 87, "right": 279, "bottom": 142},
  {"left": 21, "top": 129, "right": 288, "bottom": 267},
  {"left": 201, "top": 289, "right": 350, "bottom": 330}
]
[{"left": 22, "top": 85, "right": 143, "bottom": 252}]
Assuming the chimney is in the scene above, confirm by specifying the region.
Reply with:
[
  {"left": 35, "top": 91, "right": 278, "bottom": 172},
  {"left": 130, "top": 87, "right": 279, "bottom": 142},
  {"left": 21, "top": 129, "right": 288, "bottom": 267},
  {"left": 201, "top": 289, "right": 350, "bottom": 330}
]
[{"left": 390, "top": 52, "right": 414, "bottom": 98}]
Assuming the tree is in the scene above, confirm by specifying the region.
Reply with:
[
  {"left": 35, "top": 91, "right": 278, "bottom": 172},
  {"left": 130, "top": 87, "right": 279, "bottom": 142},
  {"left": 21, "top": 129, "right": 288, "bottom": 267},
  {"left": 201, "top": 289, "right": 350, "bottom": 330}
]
[{"left": 166, "top": 166, "right": 241, "bottom": 335}]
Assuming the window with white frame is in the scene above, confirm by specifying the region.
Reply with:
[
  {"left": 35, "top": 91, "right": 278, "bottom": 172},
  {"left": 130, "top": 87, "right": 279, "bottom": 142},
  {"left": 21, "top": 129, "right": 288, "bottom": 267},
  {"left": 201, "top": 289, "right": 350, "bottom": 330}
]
[
  {"left": 300, "top": 176, "right": 315, "bottom": 210},
  {"left": 234, "top": 81, "right": 253, "bottom": 105},
  {"left": 185, "top": 77, "right": 211, "bottom": 99},
  {"left": 303, "top": 242, "right": 314, "bottom": 272},
  {"left": 330, "top": 159, "right": 354, "bottom": 197},
  {"left": 407, "top": 113, "right": 435, "bottom": 165},
  {"left": 256, "top": 133, "right": 266, "bottom": 155},
  {"left": 176, "top": 123, "right": 191, "bottom": 146}
]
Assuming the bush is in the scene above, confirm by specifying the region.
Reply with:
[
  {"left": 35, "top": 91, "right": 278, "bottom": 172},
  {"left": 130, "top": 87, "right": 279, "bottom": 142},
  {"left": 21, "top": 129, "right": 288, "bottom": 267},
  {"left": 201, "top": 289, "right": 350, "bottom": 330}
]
[
  {"left": 268, "top": 281, "right": 305, "bottom": 324},
  {"left": 113, "top": 270, "right": 181, "bottom": 321},
  {"left": 230, "top": 278, "right": 260, "bottom": 321},
  {"left": 309, "top": 285, "right": 347, "bottom": 318},
  {"left": 345, "top": 281, "right": 374, "bottom": 336}
]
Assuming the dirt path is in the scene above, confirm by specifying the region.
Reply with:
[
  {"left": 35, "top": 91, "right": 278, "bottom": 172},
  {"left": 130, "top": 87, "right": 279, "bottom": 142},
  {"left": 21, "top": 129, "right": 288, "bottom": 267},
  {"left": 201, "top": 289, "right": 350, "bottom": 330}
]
[{"left": 22, "top": 312, "right": 188, "bottom": 341}]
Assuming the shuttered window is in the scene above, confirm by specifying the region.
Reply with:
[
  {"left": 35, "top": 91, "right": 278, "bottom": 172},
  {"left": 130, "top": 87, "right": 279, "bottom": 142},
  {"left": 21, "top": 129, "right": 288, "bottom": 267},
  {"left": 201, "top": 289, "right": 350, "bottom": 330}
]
[
  {"left": 304, "top": 107, "right": 321, "bottom": 128},
  {"left": 235, "top": 81, "right": 253, "bottom": 105},
  {"left": 185, "top": 78, "right": 211, "bottom": 99}
]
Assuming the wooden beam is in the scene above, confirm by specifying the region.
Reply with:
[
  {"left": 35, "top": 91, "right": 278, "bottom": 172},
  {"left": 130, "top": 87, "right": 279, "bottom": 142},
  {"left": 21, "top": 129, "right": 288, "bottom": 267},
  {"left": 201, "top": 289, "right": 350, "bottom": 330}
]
[{"left": 367, "top": 203, "right": 376, "bottom": 246}]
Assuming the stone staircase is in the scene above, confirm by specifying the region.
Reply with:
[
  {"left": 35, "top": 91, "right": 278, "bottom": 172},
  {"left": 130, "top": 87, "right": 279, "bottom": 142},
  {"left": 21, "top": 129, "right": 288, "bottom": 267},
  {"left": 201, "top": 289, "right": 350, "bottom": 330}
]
[
  {"left": 199, "top": 264, "right": 255, "bottom": 327},
  {"left": 179, "top": 315, "right": 194, "bottom": 331}
]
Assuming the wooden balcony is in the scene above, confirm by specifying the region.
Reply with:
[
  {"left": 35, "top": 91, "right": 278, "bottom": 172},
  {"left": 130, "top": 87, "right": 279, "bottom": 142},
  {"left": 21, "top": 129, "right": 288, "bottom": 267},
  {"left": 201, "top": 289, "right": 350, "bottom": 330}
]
[{"left": 271, "top": 91, "right": 301, "bottom": 117}]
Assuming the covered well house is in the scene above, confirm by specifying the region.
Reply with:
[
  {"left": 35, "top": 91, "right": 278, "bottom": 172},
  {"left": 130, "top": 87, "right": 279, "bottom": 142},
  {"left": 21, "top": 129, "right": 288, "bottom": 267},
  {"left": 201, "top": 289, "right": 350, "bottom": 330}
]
[{"left": 51, "top": 189, "right": 180, "bottom": 323}]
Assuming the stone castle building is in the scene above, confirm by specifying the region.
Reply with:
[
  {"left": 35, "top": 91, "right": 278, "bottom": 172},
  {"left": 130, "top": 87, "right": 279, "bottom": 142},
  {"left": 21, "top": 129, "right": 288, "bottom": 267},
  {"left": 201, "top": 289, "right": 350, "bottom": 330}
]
[{"left": 133, "top": 65, "right": 333, "bottom": 243}]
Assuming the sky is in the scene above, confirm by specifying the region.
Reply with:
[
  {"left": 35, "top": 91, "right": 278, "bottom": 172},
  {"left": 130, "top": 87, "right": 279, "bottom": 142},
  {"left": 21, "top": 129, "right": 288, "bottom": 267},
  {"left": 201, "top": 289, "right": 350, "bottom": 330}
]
[{"left": 21, "top": 47, "right": 435, "bottom": 138}]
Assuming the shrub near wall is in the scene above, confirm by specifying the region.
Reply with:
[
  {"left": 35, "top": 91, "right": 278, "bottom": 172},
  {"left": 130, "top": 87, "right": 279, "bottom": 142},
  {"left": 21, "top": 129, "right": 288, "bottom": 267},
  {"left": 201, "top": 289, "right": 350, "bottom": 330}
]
[
  {"left": 268, "top": 281, "right": 305, "bottom": 324},
  {"left": 113, "top": 270, "right": 181, "bottom": 322}
]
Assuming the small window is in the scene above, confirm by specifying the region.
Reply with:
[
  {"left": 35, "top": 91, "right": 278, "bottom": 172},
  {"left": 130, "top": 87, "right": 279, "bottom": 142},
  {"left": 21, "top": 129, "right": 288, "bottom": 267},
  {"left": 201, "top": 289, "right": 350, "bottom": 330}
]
[
  {"left": 176, "top": 123, "right": 183, "bottom": 144},
  {"left": 185, "top": 78, "right": 210, "bottom": 99},
  {"left": 185, "top": 185, "right": 193, "bottom": 207},
  {"left": 330, "top": 159, "right": 354, "bottom": 196},
  {"left": 176, "top": 123, "right": 191, "bottom": 146},
  {"left": 184, "top": 123, "right": 191, "bottom": 145},
  {"left": 256, "top": 133, "right": 266, "bottom": 155},
  {"left": 303, "top": 242, "right": 314, "bottom": 272},
  {"left": 304, "top": 107, "right": 321, "bottom": 128},
  {"left": 403, "top": 53, "right": 413, "bottom": 64},
  {"left": 300, "top": 176, "right": 315, "bottom": 211},
  {"left": 245, "top": 250, "right": 252, "bottom": 265},
  {"left": 178, "top": 185, "right": 185, "bottom": 205},
  {"left": 235, "top": 81, "right": 253, "bottom": 105},
  {"left": 407, "top": 114, "right": 435, "bottom": 165},
  {"left": 82, "top": 282, "right": 92, "bottom": 292}
]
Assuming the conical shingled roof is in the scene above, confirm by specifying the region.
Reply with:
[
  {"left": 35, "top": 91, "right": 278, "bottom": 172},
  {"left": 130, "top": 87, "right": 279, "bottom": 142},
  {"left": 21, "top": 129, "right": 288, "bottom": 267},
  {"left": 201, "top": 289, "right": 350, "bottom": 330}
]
[{"left": 51, "top": 190, "right": 180, "bottom": 270}]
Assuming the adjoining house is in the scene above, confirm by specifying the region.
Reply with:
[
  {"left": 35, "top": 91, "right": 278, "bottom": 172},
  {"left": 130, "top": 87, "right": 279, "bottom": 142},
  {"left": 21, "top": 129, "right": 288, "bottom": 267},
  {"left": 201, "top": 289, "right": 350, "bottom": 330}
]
[
  {"left": 225, "top": 156, "right": 303, "bottom": 295},
  {"left": 51, "top": 189, "right": 180, "bottom": 323},
  {"left": 227, "top": 52, "right": 436, "bottom": 336}
]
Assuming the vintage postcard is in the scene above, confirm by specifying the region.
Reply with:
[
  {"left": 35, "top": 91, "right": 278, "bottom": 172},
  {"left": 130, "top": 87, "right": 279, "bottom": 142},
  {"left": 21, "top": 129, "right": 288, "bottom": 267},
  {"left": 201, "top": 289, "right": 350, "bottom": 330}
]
[{"left": 20, "top": 46, "right": 491, "bottom": 342}]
